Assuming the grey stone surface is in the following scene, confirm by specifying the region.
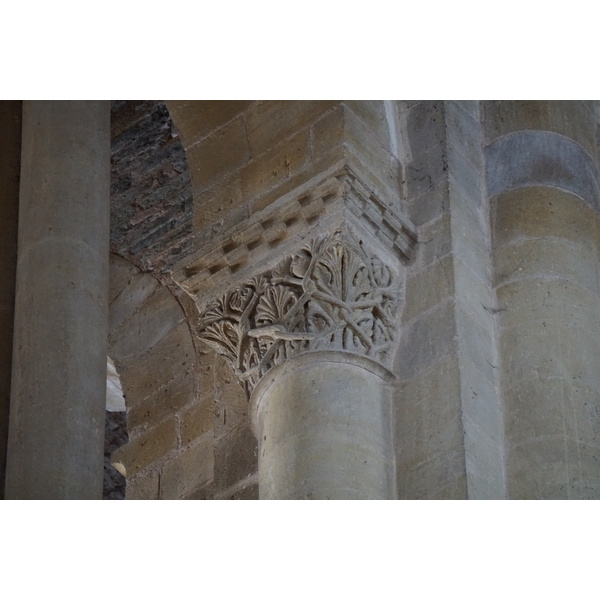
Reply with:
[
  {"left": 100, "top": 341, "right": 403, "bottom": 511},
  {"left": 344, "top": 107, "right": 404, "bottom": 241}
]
[
  {"left": 486, "top": 131, "right": 600, "bottom": 209},
  {"left": 6, "top": 101, "right": 111, "bottom": 499}
]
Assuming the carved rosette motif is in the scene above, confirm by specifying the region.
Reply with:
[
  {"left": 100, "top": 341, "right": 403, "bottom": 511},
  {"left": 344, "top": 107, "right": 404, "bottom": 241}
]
[{"left": 199, "top": 229, "right": 400, "bottom": 394}]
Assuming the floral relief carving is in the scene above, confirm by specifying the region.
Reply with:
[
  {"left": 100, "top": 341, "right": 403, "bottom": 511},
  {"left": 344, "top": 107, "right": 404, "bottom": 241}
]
[{"left": 198, "top": 230, "right": 400, "bottom": 394}]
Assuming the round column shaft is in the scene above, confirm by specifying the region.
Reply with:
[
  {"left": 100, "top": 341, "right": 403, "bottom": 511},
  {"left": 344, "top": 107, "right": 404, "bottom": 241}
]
[
  {"left": 252, "top": 353, "right": 396, "bottom": 500},
  {"left": 485, "top": 101, "right": 600, "bottom": 499},
  {"left": 5, "top": 101, "right": 110, "bottom": 499}
]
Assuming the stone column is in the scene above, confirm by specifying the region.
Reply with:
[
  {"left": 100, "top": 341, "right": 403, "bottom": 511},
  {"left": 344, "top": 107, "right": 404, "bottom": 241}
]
[
  {"left": 198, "top": 224, "right": 407, "bottom": 499},
  {"left": 5, "top": 101, "right": 110, "bottom": 499},
  {"left": 253, "top": 352, "right": 395, "bottom": 499},
  {"left": 485, "top": 101, "right": 600, "bottom": 499}
]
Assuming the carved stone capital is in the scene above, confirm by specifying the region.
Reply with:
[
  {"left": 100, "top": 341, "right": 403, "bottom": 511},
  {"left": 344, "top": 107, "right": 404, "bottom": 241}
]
[{"left": 198, "top": 226, "right": 402, "bottom": 394}]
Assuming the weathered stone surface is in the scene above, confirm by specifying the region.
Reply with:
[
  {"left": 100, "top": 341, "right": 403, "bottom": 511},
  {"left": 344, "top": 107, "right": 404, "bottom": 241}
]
[
  {"left": 109, "top": 285, "right": 184, "bottom": 364},
  {"left": 493, "top": 187, "right": 599, "bottom": 251},
  {"left": 240, "top": 129, "right": 311, "bottom": 204},
  {"left": 486, "top": 132, "right": 600, "bottom": 210},
  {"left": 227, "top": 482, "right": 259, "bottom": 500},
  {"left": 406, "top": 101, "right": 446, "bottom": 158},
  {"left": 126, "top": 470, "right": 160, "bottom": 500},
  {"left": 311, "top": 104, "right": 403, "bottom": 199},
  {"left": 494, "top": 237, "right": 599, "bottom": 291},
  {"left": 112, "top": 417, "right": 178, "bottom": 478},
  {"left": 119, "top": 321, "right": 195, "bottom": 400},
  {"left": 166, "top": 100, "right": 254, "bottom": 147},
  {"left": 403, "top": 254, "right": 454, "bottom": 322},
  {"left": 187, "top": 116, "right": 251, "bottom": 194},
  {"left": 395, "top": 356, "right": 464, "bottom": 499},
  {"left": 6, "top": 101, "right": 110, "bottom": 500},
  {"left": 254, "top": 354, "right": 395, "bottom": 499},
  {"left": 109, "top": 259, "right": 161, "bottom": 335},
  {"left": 345, "top": 101, "right": 390, "bottom": 151},
  {"left": 110, "top": 100, "right": 194, "bottom": 274},
  {"left": 159, "top": 433, "right": 214, "bottom": 499},
  {"left": 128, "top": 374, "right": 196, "bottom": 433},
  {"left": 405, "top": 142, "right": 447, "bottom": 200},
  {"left": 395, "top": 298, "right": 457, "bottom": 379},
  {"left": 199, "top": 227, "right": 404, "bottom": 394},
  {"left": 180, "top": 398, "right": 213, "bottom": 446},
  {"left": 245, "top": 100, "right": 337, "bottom": 158},
  {"left": 404, "top": 181, "right": 447, "bottom": 227},
  {"left": 214, "top": 422, "right": 257, "bottom": 495},
  {"left": 483, "top": 100, "right": 597, "bottom": 157}
]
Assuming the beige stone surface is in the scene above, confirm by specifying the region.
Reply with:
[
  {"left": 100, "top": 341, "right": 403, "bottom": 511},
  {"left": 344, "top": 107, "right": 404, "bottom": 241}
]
[
  {"left": 112, "top": 417, "right": 178, "bottom": 478},
  {"left": 240, "top": 129, "right": 311, "bottom": 202},
  {"left": 126, "top": 469, "right": 160, "bottom": 500},
  {"left": 179, "top": 397, "right": 214, "bottom": 446},
  {"left": 395, "top": 298, "right": 457, "bottom": 380},
  {"left": 119, "top": 320, "right": 195, "bottom": 400},
  {"left": 187, "top": 116, "right": 251, "bottom": 195},
  {"left": 493, "top": 187, "right": 598, "bottom": 250},
  {"left": 127, "top": 374, "right": 196, "bottom": 433},
  {"left": 167, "top": 100, "right": 254, "bottom": 147},
  {"left": 395, "top": 356, "right": 465, "bottom": 498},
  {"left": 159, "top": 433, "right": 213, "bottom": 499},
  {"left": 494, "top": 237, "right": 599, "bottom": 291},
  {"left": 254, "top": 354, "right": 396, "bottom": 499},
  {"left": 244, "top": 100, "right": 337, "bottom": 158},
  {"left": 109, "top": 285, "right": 184, "bottom": 363}
]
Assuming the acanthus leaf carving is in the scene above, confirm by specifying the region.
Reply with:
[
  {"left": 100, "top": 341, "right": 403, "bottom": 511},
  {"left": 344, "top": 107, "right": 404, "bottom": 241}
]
[{"left": 198, "top": 229, "right": 401, "bottom": 394}]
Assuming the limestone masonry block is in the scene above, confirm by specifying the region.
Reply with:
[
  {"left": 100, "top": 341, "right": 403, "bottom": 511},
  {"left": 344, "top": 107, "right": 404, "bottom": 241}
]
[
  {"left": 159, "top": 433, "right": 214, "bottom": 499},
  {"left": 112, "top": 417, "right": 178, "bottom": 478},
  {"left": 179, "top": 397, "right": 214, "bottom": 446},
  {"left": 240, "top": 129, "right": 311, "bottom": 202},
  {"left": 128, "top": 374, "right": 196, "bottom": 433},
  {"left": 245, "top": 100, "right": 338, "bottom": 158},
  {"left": 395, "top": 298, "right": 457, "bottom": 380},
  {"left": 109, "top": 285, "right": 184, "bottom": 363},
  {"left": 406, "top": 101, "right": 446, "bottom": 158},
  {"left": 403, "top": 254, "right": 455, "bottom": 322},
  {"left": 126, "top": 469, "right": 160, "bottom": 500},
  {"left": 187, "top": 116, "right": 250, "bottom": 193},
  {"left": 167, "top": 100, "right": 254, "bottom": 148}
]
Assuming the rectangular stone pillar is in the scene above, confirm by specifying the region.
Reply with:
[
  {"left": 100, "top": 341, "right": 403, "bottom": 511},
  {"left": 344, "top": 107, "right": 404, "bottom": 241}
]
[{"left": 5, "top": 101, "right": 111, "bottom": 499}]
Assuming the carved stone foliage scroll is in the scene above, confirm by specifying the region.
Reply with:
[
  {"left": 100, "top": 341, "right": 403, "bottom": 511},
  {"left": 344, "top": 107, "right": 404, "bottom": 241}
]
[{"left": 199, "top": 230, "right": 400, "bottom": 394}]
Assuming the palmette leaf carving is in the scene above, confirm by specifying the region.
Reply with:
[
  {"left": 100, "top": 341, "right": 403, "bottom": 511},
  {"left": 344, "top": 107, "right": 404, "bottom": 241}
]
[{"left": 198, "top": 230, "right": 401, "bottom": 394}]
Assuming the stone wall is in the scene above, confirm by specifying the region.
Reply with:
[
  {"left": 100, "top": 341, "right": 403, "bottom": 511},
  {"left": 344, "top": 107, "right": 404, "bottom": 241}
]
[{"left": 104, "top": 100, "right": 600, "bottom": 500}]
